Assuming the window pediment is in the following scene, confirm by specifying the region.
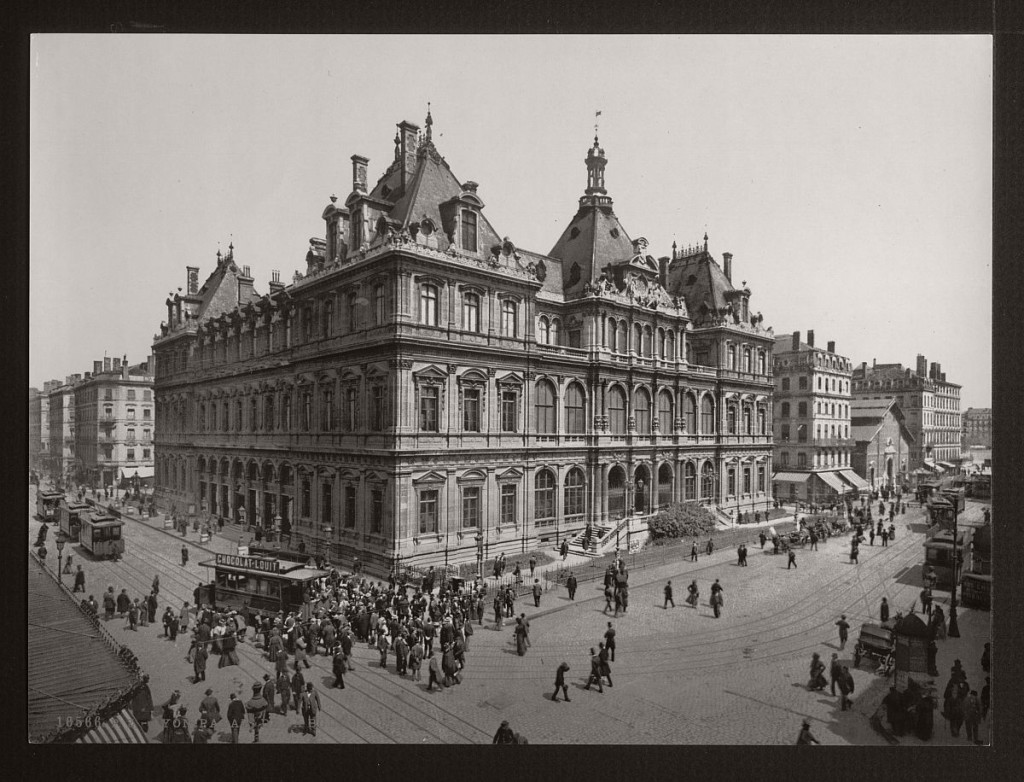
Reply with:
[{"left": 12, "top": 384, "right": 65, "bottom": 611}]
[
  {"left": 496, "top": 466, "right": 523, "bottom": 482},
  {"left": 496, "top": 372, "right": 523, "bottom": 388},
  {"left": 414, "top": 274, "right": 447, "bottom": 289},
  {"left": 413, "top": 365, "right": 448, "bottom": 382},
  {"left": 457, "top": 469, "right": 487, "bottom": 483},
  {"left": 413, "top": 470, "right": 447, "bottom": 485},
  {"left": 458, "top": 369, "right": 488, "bottom": 386}
]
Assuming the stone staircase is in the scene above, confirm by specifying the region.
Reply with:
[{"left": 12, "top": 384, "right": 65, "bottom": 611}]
[{"left": 564, "top": 515, "right": 643, "bottom": 558}]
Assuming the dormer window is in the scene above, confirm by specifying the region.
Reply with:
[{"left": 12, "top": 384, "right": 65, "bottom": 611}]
[
  {"left": 570, "top": 226, "right": 580, "bottom": 240},
  {"left": 461, "top": 210, "right": 478, "bottom": 252},
  {"left": 610, "top": 228, "right": 619, "bottom": 238}
]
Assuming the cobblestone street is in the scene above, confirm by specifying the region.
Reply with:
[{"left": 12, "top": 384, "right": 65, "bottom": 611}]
[{"left": 31, "top": 485, "right": 991, "bottom": 744}]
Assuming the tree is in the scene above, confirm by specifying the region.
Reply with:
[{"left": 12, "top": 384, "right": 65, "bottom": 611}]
[{"left": 648, "top": 502, "right": 717, "bottom": 542}]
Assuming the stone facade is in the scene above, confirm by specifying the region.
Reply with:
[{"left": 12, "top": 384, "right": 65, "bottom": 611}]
[
  {"left": 73, "top": 358, "right": 154, "bottom": 489},
  {"left": 850, "top": 398, "right": 914, "bottom": 490},
  {"left": 851, "top": 355, "right": 961, "bottom": 471},
  {"left": 771, "top": 331, "right": 856, "bottom": 504},
  {"left": 962, "top": 407, "right": 991, "bottom": 448},
  {"left": 46, "top": 377, "right": 78, "bottom": 484},
  {"left": 151, "top": 114, "right": 776, "bottom": 573}
]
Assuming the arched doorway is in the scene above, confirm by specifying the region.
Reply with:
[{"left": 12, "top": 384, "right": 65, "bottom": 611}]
[
  {"left": 633, "top": 464, "right": 651, "bottom": 514},
  {"left": 608, "top": 466, "right": 626, "bottom": 520}
]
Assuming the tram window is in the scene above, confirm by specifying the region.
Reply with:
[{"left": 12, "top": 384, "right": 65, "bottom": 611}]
[
  {"left": 110, "top": 527, "right": 121, "bottom": 540},
  {"left": 255, "top": 578, "right": 269, "bottom": 595},
  {"left": 268, "top": 581, "right": 281, "bottom": 598}
]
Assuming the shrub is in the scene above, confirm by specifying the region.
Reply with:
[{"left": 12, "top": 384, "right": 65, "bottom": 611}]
[{"left": 648, "top": 502, "right": 717, "bottom": 542}]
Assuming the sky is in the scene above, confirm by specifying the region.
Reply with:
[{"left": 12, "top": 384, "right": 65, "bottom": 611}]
[{"left": 30, "top": 35, "right": 992, "bottom": 407}]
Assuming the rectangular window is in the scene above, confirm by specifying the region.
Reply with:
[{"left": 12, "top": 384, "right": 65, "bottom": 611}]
[
  {"left": 500, "top": 484, "right": 517, "bottom": 526},
  {"left": 344, "top": 486, "right": 356, "bottom": 528},
  {"left": 501, "top": 300, "right": 517, "bottom": 337},
  {"left": 104, "top": 389, "right": 112, "bottom": 400},
  {"left": 781, "top": 452, "right": 789, "bottom": 467},
  {"left": 302, "top": 392, "right": 312, "bottom": 431},
  {"left": 501, "top": 390, "right": 517, "bottom": 432},
  {"left": 321, "top": 483, "right": 333, "bottom": 526},
  {"left": 461, "top": 210, "right": 478, "bottom": 252},
  {"left": 374, "top": 284, "right": 385, "bottom": 325},
  {"left": 799, "top": 376, "right": 808, "bottom": 390},
  {"left": 797, "top": 452, "right": 807, "bottom": 468},
  {"left": 301, "top": 479, "right": 311, "bottom": 518},
  {"left": 322, "top": 390, "right": 334, "bottom": 431},
  {"left": 144, "top": 390, "right": 152, "bottom": 401},
  {"left": 419, "top": 489, "right": 438, "bottom": 534},
  {"left": 143, "top": 408, "right": 151, "bottom": 419},
  {"left": 127, "top": 408, "right": 136, "bottom": 419},
  {"left": 743, "top": 466, "right": 751, "bottom": 494},
  {"left": 126, "top": 429, "right": 136, "bottom": 442},
  {"left": 462, "top": 293, "right": 480, "bottom": 332},
  {"left": 127, "top": 389, "right": 136, "bottom": 401},
  {"left": 143, "top": 448, "right": 150, "bottom": 459},
  {"left": 727, "top": 467, "right": 736, "bottom": 496},
  {"left": 419, "top": 386, "right": 439, "bottom": 431},
  {"left": 758, "top": 465, "right": 766, "bottom": 492},
  {"left": 463, "top": 388, "right": 481, "bottom": 432},
  {"left": 371, "top": 489, "right": 383, "bottom": 534},
  {"left": 371, "top": 386, "right": 385, "bottom": 431},
  {"left": 462, "top": 486, "right": 480, "bottom": 528},
  {"left": 126, "top": 448, "right": 135, "bottom": 461},
  {"left": 781, "top": 377, "right": 790, "bottom": 391}
]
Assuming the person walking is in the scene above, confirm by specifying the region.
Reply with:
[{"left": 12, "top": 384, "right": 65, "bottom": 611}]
[
  {"left": 409, "top": 638, "right": 423, "bottom": 682},
  {"left": 787, "top": 549, "right": 797, "bottom": 569},
  {"left": 686, "top": 580, "right": 699, "bottom": 608},
  {"left": 514, "top": 616, "right": 528, "bottom": 656},
  {"left": 868, "top": 526, "right": 875, "bottom": 546},
  {"left": 127, "top": 599, "right": 139, "bottom": 631},
  {"left": 426, "top": 649, "right": 443, "bottom": 692},
  {"left": 552, "top": 661, "right": 571, "bottom": 702},
  {"left": 147, "top": 592, "right": 158, "bottom": 625},
  {"left": 226, "top": 693, "right": 245, "bottom": 744},
  {"left": 710, "top": 588, "right": 723, "bottom": 618},
  {"left": 836, "top": 615, "right": 850, "bottom": 650},
  {"left": 981, "top": 677, "right": 990, "bottom": 722},
  {"left": 332, "top": 647, "right": 347, "bottom": 688},
  {"left": 180, "top": 544, "right": 189, "bottom": 567},
  {"left": 838, "top": 665, "right": 854, "bottom": 711},
  {"left": 796, "top": 719, "right": 820, "bottom": 744},
  {"left": 599, "top": 642, "right": 613, "bottom": 687},
  {"left": 261, "top": 674, "right": 276, "bottom": 720},
  {"left": 493, "top": 720, "right": 516, "bottom": 744},
  {"left": 566, "top": 572, "right": 577, "bottom": 601},
  {"left": 739, "top": 543, "right": 748, "bottom": 565},
  {"left": 706, "top": 538, "right": 715, "bottom": 556},
  {"left": 493, "top": 592, "right": 504, "bottom": 630},
  {"left": 809, "top": 528, "right": 818, "bottom": 551},
  {"left": 690, "top": 541, "right": 698, "bottom": 562},
  {"left": 584, "top": 647, "right": 604, "bottom": 693},
  {"left": 604, "top": 622, "right": 616, "bottom": 662},
  {"left": 560, "top": 539, "right": 569, "bottom": 560},
  {"left": 850, "top": 541, "right": 859, "bottom": 565},
  {"left": 829, "top": 653, "right": 842, "bottom": 696},
  {"left": 759, "top": 530, "right": 767, "bottom": 549},
  {"left": 880, "top": 527, "right": 889, "bottom": 547},
  {"left": 72, "top": 565, "right": 86, "bottom": 593},
  {"left": 880, "top": 597, "right": 890, "bottom": 624},
  {"left": 244, "top": 684, "right": 268, "bottom": 743},
  {"left": 290, "top": 669, "right": 306, "bottom": 711},
  {"left": 300, "top": 682, "right": 322, "bottom": 736},
  {"left": 529, "top": 555, "right": 537, "bottom": 579},
  {"left": 193, "top": 638, "right": 208, "bottom": 682},
  {"left": 963, "top": 689, "right": 982, "bottom": 744},
  {"left": 663, "top": 580, "right": 675, "bottom": 609},
  {"left": 920, "top": 587, "right": 933, "bottom": 618},
  {"left": 532, "top": 579, "right": 542, "bottom": 608},
  {"left": 199, "top": 688, "right": 221, "bottom": 727}
]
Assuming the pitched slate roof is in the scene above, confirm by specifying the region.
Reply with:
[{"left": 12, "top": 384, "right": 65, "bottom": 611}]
[
  {"left": 849, "top": 397, "right": 915, "bottom": 444},
  {"left": 191, "top": 255, "right": 261, "bottom": 323},
  {"left": 548, "top": 202, "right": 636, "bottom": 296},
  {"left": 664, "top": 249, "right": 740, "bottom": 315},
  {"left": 28, "top": 554, "right": 142, "bottom": 743}
]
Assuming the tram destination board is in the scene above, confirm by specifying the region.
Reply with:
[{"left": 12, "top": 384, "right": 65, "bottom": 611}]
[{"left": 215, "top": 552, "right": 281, "bottom": 573}]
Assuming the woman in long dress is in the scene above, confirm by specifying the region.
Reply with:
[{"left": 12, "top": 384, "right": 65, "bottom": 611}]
[{"left": 514, "top": 617, "right": 527, "bottom": 656}]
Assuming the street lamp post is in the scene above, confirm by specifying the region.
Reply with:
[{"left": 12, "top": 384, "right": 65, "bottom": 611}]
[
  {"left": 475, "top": 532, "right": 483, "bottom": 580},
  {"left": 55, "top": 534, "right": 66, "bottom": 585},
  {"left": 947, "top": 502, "right": 961, "bottom": 638}
]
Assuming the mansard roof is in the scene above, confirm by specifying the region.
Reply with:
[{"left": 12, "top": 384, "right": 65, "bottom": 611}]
[
  {"left": 548, "top": 202, "right": 637, "bottom": 297},
  {"left": 664, "top": 247, "right": 742, "bottom": 315}
]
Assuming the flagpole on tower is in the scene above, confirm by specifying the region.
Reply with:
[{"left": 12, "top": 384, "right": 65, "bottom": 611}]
[{"left": 595, "top": 110, "right": 602, "bottom": 138}]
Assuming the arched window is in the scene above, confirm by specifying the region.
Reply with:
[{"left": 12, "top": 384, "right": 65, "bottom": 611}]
[
  {"left": 684, "top": 462, "right": 697, "bottom": 500},
  {"left": 264, "top": 395, "right": 275, "bottom": 431},
  {"left": 250, "top": 398, "right": 258, "bottom": 432},
  {"left": 758, "top": 350, "right": 766, "bottom": 375},
  {"left": 617, "top": 321, "right": 628, "bottom": 353},
  {"left": 346, "top": 291, "right": 358, "bottom": 332},
  {"left": 534, "top": 469, "right": 556, "bottom": 526},
  {"left": 701, "top": 462, "right": 716, "bottom": 500},
  {"left": 634, "top": 324, "right": 643, "bottom": 354},
  {"left": 549, "top": 318, "right": 560, "bottom": 346},
  {"left": 282, "top": 394, "right": 292, "bottom": 431},
  {"left": 608, "top": 386, "right": 627, "bottom": 434},
  {"left": 608, "top": 466, "right": 626, "bottom": 519},
  {"left": 565, "top": 383, "right": 586, "bottom": 434},
  {"left": 463, "top": 292, "right": 480, "bottom": 332},
  {"left": 742, "top": 347, "right": 751, "bottom": 373},
  {"left": 564, "top": 467, "right": 586, "bottom": 518},
  {"left": 701, "top": 396, "right": 715, "bottom": 434},
  {"left": 322, "top": 299, "right": 334, "bottom": 336},
  {"left": 501, "top": 300, "right": 517, "bottom": 337},
  {"left": 420, "top": 284, "right": 439, "bottom": 326},
  {"left": 684, "top": 393, "right": 696, "bottom": 433},
  {"left": 235, "top": 400, "right": 243, "bottom": 432},
  {"left": 666, "top": 331, "right": 675, "bottom": 361},
  {"left": 534, "top": 380, "right": 557, "bottom": 434},
  {"left": 538, "top": 316, "right": 551, "bottom": 344},
  {"left": 757, "top": 406, "right": 766, "bottom": 435},
  {"left": 322, "top": 388, "right": 334, "bottom": 431},
  {"left": 658, "top": 390, "right": 673, "bottom": 434},
  {"left": 743, "top": 405, "right": 752, "bottom": 434},
  {"left": 658, "top": 328, "right": 667, "bottom": 359},
  {"left": 658, "top": 463, "right": 673, "bottom": 509},
  {"left": 727, "top": 403, "right": 737, "bottom": 434},
  {"left": 727, "top": 344, "right": 736, "bottom": 369},
  {"left": 643, "top": 325, "right": 653, "bottom": 357},
  {"left": 461, "top": 209, "right": 478, "bottom": 252},
  {"left": 633, "top": 388, "right": 651, "bottom": 433}
]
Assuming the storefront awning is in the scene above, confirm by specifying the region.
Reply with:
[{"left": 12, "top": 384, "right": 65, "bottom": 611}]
[
  {"left": 816, "top": 471, "right": 850, "bottom": 493},
  {"left": 120, "top": 465, "right": 154, "bottom": 479},
  {"left": 75, "top": 707, "right": 149, "bottom": 744},
  {"left": 838, "top": 469, "right": 871, "bottom": 491},
  {"left": 773, "top": 472, "right": 810, "bottom": 483}
]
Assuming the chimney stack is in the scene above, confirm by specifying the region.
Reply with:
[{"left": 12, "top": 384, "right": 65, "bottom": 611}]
[
  {"left": 103, "top": 356, "right": 112, "bottom": 372},
  {"left": 351, "top": 154, "right": 369, "bottom": 194},
  {"left": 237, "top": 264, "right": 254, "bottom": 304},
  {"left": 930, "top": 361, "right": 938, "bottom": 380},
  {"left": 872, "top": 358, "right": 876, "bottom": 368},
  {"left": 792, "top": 331, "right": 800, "bottom": 350},
  {"left": 807, "top": 330, "right": 815, "bottom": 348},
  {"left": 722, "top": 252, "right": 733, "bottom": 283},
  {"left": 186, "top": 266, "right": 199, "bottom": 295},
  {"left": 827, "top": 340, "right": 835, "bottom": 353},
  {"left": 94, "top": 360, "right": 102, "bottom": 375},
  {"left": 398, "top": 119, "right": 420, "bottom": 191},
  {"left": 658, "top": 256, "right": 669, "bottom": 287},
  {"left": 916, "top": 354, "right": 927, "bottom": 376},
  {"left": 113, "top": 357, "right": 121, "bottom": 371},
  {"left": 84, "top": 372, "right": 91, "bottom": 380}
]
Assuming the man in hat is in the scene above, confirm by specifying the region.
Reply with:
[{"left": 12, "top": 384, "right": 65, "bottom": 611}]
[
  {"left": 193, "top": 634, "right": 208, "bottom": 681},
  {"left": 584, "top": 647, "right": 604, "bottom": 693},
  {"left": 532, "top": 578, "right": 542, "bottom": 608},
  {"left": 245, "top": 683, "right": 268, "bottom": 743},
  {"left": 226, "top": 693, "right": 245, "bottom": 744},
  {"left": 796, "top": 719, "right": 820, "bottom": 744},
  {"left": 552, "top": 661, "right": 571, "bottom": 702},
  {"left": 829, "top": 653, "right": 843, "bottom": 696},
  {"left": 300, "top": 682, "right": 322, "bottom": 736},
  {"left": 604, "top": 622, "right": 617, "bottom": 662},
  {"left": 261, "top": 673, "right": 276, "bottom": 719},
  {"left": 72, "top": 564, "right": 86, "bottom": 593},
  {"left": 200, "top": 688, "right": 221, "bottom": 726},
  {"left": 493, "top": 720, "right": 516, "bottom": 744},
  {"left": 835, "top": 615, "right": 850, "bottom": 650},
  {"left": 566, "top": 572, "right": 577, "bottom": 601},
  {"left": 332, "top": 647, "right": 347, "bottom": 688},
  {"left": 181, "top": 544, "right": 189, "bottom": 567},
  {"left": 131, "top": 674, "right": 154, "bottom": 734}
]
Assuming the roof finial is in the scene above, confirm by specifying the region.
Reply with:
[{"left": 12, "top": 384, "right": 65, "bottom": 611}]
[
  {"left": 330, "top": 194, "right": 337, "bottom": 204},
  {"left": 672, "top": 239, "right": 678, "bottom": 261},
  {"left": 594, "top": 109, "right": 602, "bottom": 142},
  {"left": 394, "top": 131, "right": 401, "bottom": 159},
  {"left": 425, "top": 102, "right": 433, "bottom": 142},
  {"left": 703, "top": 231, "right": 708, "bottom": 251}
]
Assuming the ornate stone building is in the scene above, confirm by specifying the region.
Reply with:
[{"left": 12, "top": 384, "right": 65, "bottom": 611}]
[
  {"left": 152, "top": 113, "right": 775, "bottom": 572},
  {"left": 962, "top": 407, "right": 991, "bottom": 449}
]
